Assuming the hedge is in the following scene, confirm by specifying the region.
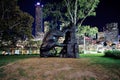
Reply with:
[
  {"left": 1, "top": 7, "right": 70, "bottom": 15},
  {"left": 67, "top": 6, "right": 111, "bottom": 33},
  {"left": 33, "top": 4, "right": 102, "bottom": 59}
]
[{"left": 104, "top": 50, "right": 120, "bottom": 58}]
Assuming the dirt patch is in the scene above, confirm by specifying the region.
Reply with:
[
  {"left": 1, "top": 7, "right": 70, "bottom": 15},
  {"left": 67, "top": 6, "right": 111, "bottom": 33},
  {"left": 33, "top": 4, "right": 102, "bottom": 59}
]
[{"left": 0, "top": 58, "right": 120, "bottom": 80}]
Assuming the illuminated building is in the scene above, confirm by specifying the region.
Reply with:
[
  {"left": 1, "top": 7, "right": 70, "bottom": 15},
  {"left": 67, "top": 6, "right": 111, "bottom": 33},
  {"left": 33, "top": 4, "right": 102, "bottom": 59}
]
[
  {"left": 104, "top": 23, "right": 118, "bottom": 42},
  {"left": 35, "top": 2, "right": 44, "bottom": 40}
]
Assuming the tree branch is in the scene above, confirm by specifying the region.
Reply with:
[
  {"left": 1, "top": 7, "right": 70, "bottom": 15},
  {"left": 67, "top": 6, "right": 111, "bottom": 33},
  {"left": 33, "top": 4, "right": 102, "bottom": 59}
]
[
  {"left": 78, "top": 0, "right": 96, "bottom": 27},
  {"left": 64, "top": 0, "right": 74, "bottom": 22},
  {"left": 1, "top": 2, "right": 5, "bottom": 20},
  {"left": 74, "top": 0, "right": 78, "bottom": 25},
  {"left": 9, "top": 22, "right": 21, "bottom": 29}
]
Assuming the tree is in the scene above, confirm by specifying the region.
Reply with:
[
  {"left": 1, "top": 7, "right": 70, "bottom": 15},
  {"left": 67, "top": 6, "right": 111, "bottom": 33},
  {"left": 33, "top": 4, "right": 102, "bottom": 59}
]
[
  {"left": 43, "top": 0, "right": 99, "bottom": 58},
  {"left": 78, "top": 25, "right": 98, "bottom": 37},
  {"left": 0, "top": 0, "right": 34, "bottom": 48},
  {"left": 64, "top": 0, "right": 99, "bottom": 57},
  {"left": 77, "top": 25, "right": 98, "bottom": 54},
  {"left": 89, "top": 27, "right": 98, "bottom": 38},
  {"left": 43, "top": 1, "right": 65, "bottom": 30}
]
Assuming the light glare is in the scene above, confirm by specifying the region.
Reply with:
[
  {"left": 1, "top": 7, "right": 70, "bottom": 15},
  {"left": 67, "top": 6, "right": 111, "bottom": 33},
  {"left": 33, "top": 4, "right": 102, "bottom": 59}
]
[{"left": 36, "top": 2, "right": 40, "bottom": 5}]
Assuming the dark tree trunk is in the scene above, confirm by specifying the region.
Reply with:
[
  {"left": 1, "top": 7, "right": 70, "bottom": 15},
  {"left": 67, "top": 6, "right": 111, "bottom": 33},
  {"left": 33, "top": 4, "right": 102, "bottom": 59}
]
[
  {"left": 67, "top": 25, "right": 79, "bottom": 58},
  {"left": 60, "top": 24, "right": 79, "bottom": 58}
]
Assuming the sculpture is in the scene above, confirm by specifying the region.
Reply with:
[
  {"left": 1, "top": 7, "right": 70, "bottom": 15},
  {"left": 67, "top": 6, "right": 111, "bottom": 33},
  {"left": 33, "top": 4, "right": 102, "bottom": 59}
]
[
  {"left": 40, "top": 29, "right": 67, "bottom": 57},
  {"left": 40, "top": 23, "right": 79, "bottom": 58}
]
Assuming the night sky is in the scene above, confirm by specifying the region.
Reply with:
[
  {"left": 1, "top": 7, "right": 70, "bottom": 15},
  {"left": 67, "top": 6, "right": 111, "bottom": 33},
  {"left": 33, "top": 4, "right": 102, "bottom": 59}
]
[{"left": 18, "top": 0, "right": 120, "bottom": 32}]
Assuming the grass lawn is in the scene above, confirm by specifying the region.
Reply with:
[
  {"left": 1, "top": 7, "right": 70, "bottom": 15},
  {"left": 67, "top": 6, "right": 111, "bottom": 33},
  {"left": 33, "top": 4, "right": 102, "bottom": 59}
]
[
  {"left": 0, "top": 53, "right": 120, "bottom": 80},
  {"left": 0, "top": 54, "right": 39, "bottom": 67},
  {"left": 81, "top": 53, "right": 120, "bottom": 68}
]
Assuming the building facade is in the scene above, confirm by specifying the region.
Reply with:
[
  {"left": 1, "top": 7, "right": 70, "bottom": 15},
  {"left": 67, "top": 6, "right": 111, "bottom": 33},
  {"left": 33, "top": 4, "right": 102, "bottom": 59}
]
[
  {"left": 35, "top": 2, "right": 44, "bottom": 40},
  {"left": 104, "top": 23, "right": 118, "bottom": 42}
]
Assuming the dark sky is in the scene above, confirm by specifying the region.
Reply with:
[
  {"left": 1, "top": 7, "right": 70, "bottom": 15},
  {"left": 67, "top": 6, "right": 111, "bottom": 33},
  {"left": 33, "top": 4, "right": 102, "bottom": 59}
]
[
  {"left": 18, "top": 0, "right": 120, "bottom": 32},
  {"left": 83, "top": 0, "right": 120, "bottom": 31}
]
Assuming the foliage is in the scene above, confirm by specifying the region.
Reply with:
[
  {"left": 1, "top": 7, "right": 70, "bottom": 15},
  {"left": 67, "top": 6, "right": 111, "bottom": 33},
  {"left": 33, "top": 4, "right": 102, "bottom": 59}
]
[
  {"left": 64, "top": 0, "right": 99, "bottom": 25},
  {"left": 42, "top": 0, "right": 99, "bottom": 58},
  {"left": 28, "top": 40, "right": 42, "bottom": 49},
  {"left": 0, "top": 0, "right": 34, "bottom": 47},
  {"left": 43, "top": 0, "right": 100, "bottom": 27},
  {"left": 77, "top": 25, "right": 98, "bottom": 37},
  {"left": 104, "top": 50, "right": 120, "bottom": 58},
  {"left": 43, "top": 1, "right": 64, "bottom": 30}
]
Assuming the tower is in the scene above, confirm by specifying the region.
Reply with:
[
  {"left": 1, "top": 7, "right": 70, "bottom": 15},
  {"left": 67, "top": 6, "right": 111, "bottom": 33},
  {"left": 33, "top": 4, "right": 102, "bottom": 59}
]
[{"left": 35, "top": 2, "right": 44, "bottom": 39}]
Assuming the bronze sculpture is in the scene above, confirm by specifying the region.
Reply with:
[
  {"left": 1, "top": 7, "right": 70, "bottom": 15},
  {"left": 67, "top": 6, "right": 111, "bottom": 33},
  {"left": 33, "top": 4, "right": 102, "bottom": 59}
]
[
  {"left": 40, "top": 23, "right": 79, "bottom": 58},
  {"left": 40, "top": 29, "right": 66, "bottom": 57}
]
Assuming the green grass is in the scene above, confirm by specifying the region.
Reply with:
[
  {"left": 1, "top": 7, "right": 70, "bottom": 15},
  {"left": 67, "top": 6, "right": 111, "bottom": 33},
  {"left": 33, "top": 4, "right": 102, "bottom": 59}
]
[
  {"left": 80, "top": 53, "right": 120, "bottom": 69},
  {"left": 80, "top": 53, "right": 120, "bottom": 80},
  {"left": 1, "top": 53, "right": 120, "bottom": 70},
  {"left": 0, "top": 68, "right": 6, "bottom": 78},
  {"left": 80, "top": 53, "right": 105, "bottom": 58},
  {"left": 0, "top": 53, "right": 120, "bottom": 80},
  {"left": 0, "top": 54, "right": 39, "bottom": 67}
]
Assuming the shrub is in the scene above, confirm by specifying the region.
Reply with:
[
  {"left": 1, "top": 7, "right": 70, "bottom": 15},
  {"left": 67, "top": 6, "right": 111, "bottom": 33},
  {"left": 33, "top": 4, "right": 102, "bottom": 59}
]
[{"left": 104, "top": 50, "right": 120, "bottom": 58}]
